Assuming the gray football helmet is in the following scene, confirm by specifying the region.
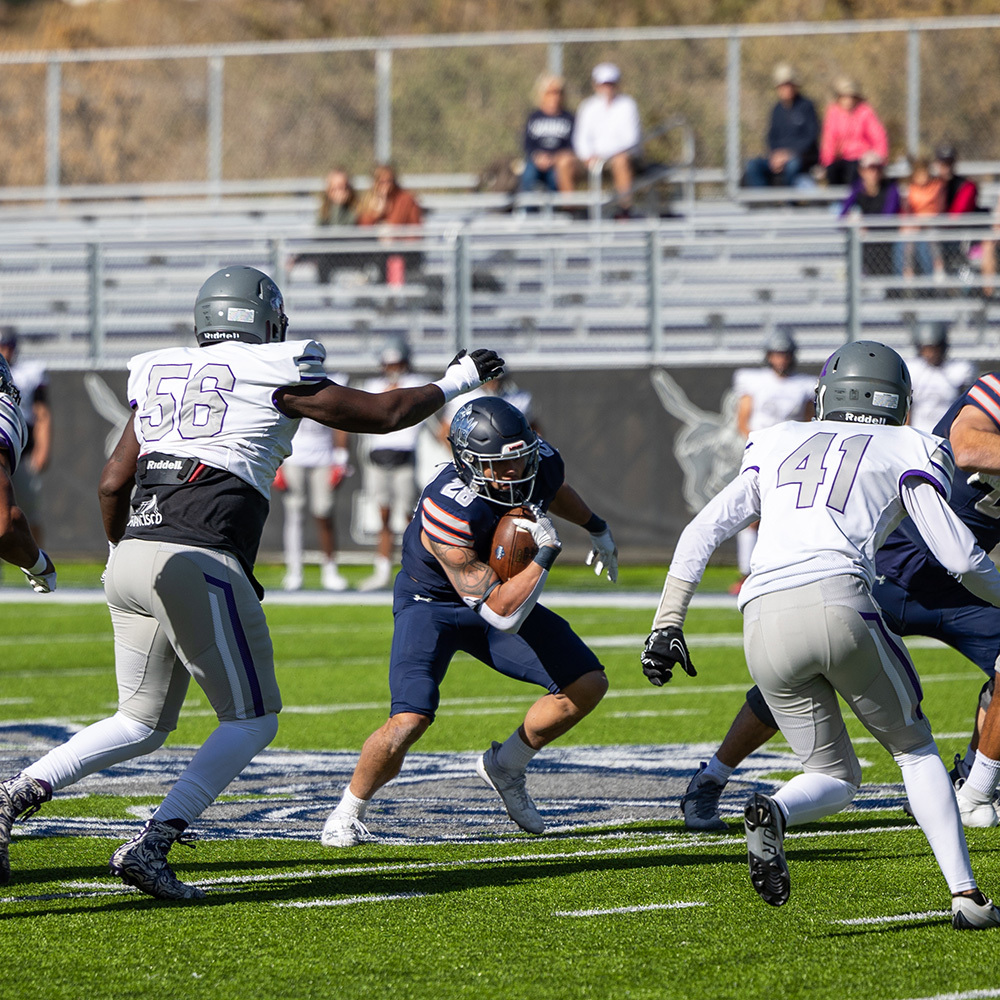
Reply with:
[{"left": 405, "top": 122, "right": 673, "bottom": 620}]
[
  {"left": 816, "top": 340, "right": 911, "bottom": 426},
  {"left": 914, "top": 320, "right": 949, "bottom": 349},
  {"left": 764, "top": 324, "right": 797, "bottom": 355},
  {"left": 448, "top": 396, "right": 539, "bottom": 506},
  {"left": 194, "top": 266, "right": 288, "bottom": 346},
  {"left": 0, "top": 353, "right": 20, "bottom": 407}
]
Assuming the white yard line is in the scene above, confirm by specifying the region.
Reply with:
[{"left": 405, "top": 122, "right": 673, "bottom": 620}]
[
  {"left": 555, "top": 901, "right": 708, "bottom": 916},
  {"left": 275, "top": 892, "right": 427, "bottom": 909}
]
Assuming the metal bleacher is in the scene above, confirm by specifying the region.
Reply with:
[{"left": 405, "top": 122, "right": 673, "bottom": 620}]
[{"left": 2, "top": 176, "right": 1000, "bottom": 372}]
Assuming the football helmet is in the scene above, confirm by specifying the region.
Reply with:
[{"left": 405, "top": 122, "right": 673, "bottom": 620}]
[
  {"left": 913, "top": 320, "right": 949, "bottom": 349},
  {"left": 0, "top": 353, "right": 20, "bottom": 407},
  {"left": 816, "top": 340, "right": 911, "bottom": 426},
  {"left": 764, "top": 324, "right": 796, "bottom": 355},
  {"left": 194, "top": 266, "right": 288, "bottom": 347},
  {"left": 448, "top": 396, "right": 539, "bottom": 506}
]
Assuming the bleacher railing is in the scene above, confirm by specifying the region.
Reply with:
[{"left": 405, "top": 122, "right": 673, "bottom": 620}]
[{"left": 3, "top": 17, "right": 1000, "bottom": 203}]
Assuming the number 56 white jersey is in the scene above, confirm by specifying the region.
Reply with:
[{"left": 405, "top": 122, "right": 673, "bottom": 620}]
[
  {"left": 126, "top": 339, "right": 328, "bottom": 496},
  {"left": 670, "top": 419, "right": 955, "bottom": 610}
]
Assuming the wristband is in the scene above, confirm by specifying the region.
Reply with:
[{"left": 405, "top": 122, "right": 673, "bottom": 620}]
[
  {"left": 533, "top": 546, "right": 560, "bottom": 571},
  {"left": 25, "top": 551, "right": 48, "bottom": 575},
  {"left": 582, "top": 513, "right": 608, "bottom": 534}
]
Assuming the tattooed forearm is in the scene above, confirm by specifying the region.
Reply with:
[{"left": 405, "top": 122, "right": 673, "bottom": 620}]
[{"left": 425, "top": 534, "right": 498, "bottom": 599}]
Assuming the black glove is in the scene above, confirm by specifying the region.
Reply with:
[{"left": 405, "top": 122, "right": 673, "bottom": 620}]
[
  {"left": 449, "top": 348, "right": 505, "bottom": 383},
  {"left": 641, "top": 627, "right": 696, "bottom": 686}
]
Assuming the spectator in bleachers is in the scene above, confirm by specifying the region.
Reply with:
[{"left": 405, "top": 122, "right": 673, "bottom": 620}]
[
  {"left": 573, "top": 62, "right": 642, "bottom": 218},
  {"left": 933, "top": 143, "right": 994, "bottom": 294},
  {"left": 743, "top": 63, "right": 819, "bottom": 189},
  {"left": 317, "top": 168, "right": 359, "bottom": 227},
  {"left": 897, "top": 154, "right": 946, "bottom": 283},
  {"left": 818, "top": 76, "right": 888, "bottom": 187},
  {"left": 357, "top": 164, "right": 424, "bottom": 284},
  {"left": 519, "top": 73, "right": 579, "bottom": 195},
  {"left": 839, "top": 150, "right": 900, "bottom": 276},
  {"left": 907, "top": 320, "right": 975, "bottom": 433}
]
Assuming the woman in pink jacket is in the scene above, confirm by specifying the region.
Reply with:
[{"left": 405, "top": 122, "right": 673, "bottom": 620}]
[{"left": 819, "top": 76, "right": 889, "bottom": 186}]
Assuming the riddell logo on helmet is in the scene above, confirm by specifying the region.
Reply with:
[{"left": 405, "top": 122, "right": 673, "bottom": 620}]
[
  {"left": 842, "top": 412, "right": 887, "bottom": 424},
  {"left": 202, "top": 330, "right": 243, "bottom": 341}
]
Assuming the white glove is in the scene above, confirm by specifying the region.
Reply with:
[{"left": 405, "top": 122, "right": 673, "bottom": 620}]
[
  {"left": 21, "top": 549, "right": 57, "bottom": 594},
  {"left": 586, "top": 526, "right": 618, "bottom": 583},
  {"left": 432, "top": 349, "right": 505, "bottom": 402},
  {"left": 513, "top": 511, "right": 562, "bottom": 553}
]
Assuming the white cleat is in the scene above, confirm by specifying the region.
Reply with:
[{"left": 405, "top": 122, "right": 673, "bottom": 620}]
[
  {"left": 321, "top": 811, "right": 373, "bottom": 847},
  {"left": 321, "top": 565, "right": 350, "bottom": 592},
  {"left": 955, "top": 781, "right": 1000, "bottom": 828},
  {"left": 953, "top": 890, "right": 1000, "bottom": 929},
  {"left": 476, "top": 741, "right": 544, "bottom": 834}
]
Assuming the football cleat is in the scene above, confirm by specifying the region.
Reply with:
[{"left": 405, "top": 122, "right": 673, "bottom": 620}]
[
  {"left": 476, "top": 741, "right": 544, "bottom": 834},
  {"left": 320, "top": 811, "right": 373, "bottom": 848},
  {"left": 954, "top": 781, "right": 1000, "bottom": 828},
  {"left": 744, "top": 792, "right": 790, "bottom": 907},
  {"left": 109, "top": 820, "right": 206, "bottom": 900},
  {"left": 0, "top": 772, "right": 51, "bottom": 885},
  {"left": 680, "top": 762, "right": 728, "bottom": 832},
  {"left": 952, "top": 890, "right": 1000, "bottom": 929},
  {"left": 321, "top": 564, "right": 349, "bottom": 592}
]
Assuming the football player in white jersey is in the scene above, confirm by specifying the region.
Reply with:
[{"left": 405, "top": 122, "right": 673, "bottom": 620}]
[
  {"left": 730, "top": 326, "right": 815, "bottom": 592},
  {"left": 642, "top": 341, "right": 1000, "bottom": 929},
  {"left": 907, "top": 320, "right": 975, "bottom": 433},
  {"left": 0, "top": 265, "right": 503, "bottom": 900},
  {"left": 0, "top": 353, "right": 55, "bottom": 594}
]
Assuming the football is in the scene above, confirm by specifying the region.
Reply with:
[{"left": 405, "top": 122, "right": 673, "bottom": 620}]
[{"left": 489, "top": 506, "right": 539, "bottom": 581}]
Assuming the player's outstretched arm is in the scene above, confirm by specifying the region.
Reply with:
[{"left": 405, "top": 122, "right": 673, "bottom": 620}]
[
  {"left": 950, "top": 404, "right": 1000, "bottom": 475},
  {"left": 276, "top": 349, "right": 505, "bottom": 434},
  {"left": 98, "top": 416, "right": 141, "bottom": 544},
  {"left": 547, "top": 482, "right": 618, "bottom": 582}
]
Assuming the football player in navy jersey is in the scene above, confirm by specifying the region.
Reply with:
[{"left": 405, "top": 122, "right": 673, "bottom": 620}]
[
  {"left": 673, "top": 367, "right": 1000, "bottom": 833},
  {"left": 322, "top": 395, "right": 617, "bottom": 845},
  {"left": 0, "top": 265, "right": 504, "bottom": 900}
]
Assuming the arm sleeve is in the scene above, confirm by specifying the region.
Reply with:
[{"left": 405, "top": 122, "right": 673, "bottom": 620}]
[
  {"left": 469, "top": 570, "right": 549, "bottom": 634},
  {"left": 666, "top": 468, "right": 761, "bottom": 585},
  {"left": 902, "top": 477, "right": 1000, "bottom": 606}
]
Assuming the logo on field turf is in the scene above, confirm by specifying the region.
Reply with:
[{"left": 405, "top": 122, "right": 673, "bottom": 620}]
[{"left": 0, "top": 724, "right": 902, "bottom": 844}]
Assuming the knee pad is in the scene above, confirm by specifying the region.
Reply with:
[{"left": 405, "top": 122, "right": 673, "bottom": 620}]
[{"left": 746, "top": 685, "right": 778, "bottom": 730}]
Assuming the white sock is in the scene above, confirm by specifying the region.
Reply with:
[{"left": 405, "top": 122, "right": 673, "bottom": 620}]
[
  {"left": 153, "top": 715, "right": 278, "bottom": 826},
  {"left": 24, "top": 711, "right": 166, "bottom": 791},
  {"left": 772, "top": 771, "right": 857, "bottom": 826},
  {"left": 965, "top": 750, "right": 1000, "bottom": 799},
  {"left": 337, "top": 787, "right": 369, "bottom": 819},
  {"left": 701, "top": 756, "right": 733, "bottom": 786},
  {"left": 897, "top": 744, "right": 976, "bottom": 894},
  {"left": 494, "top": 730, "right": 538, "bottom": 774}
]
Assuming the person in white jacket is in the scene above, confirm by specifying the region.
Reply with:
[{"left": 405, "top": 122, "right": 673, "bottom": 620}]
[{"left": 641, "top": 340, "right": 1000, "bottom": 930}]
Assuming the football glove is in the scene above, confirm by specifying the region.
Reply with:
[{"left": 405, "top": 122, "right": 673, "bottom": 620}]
[
  {"left": 273, "top": 466, "right": 288, "bottom": 492},
  {"left": 586, "top": 526, "right": 618, "bottom": 583},
  {"left": 641, "top": 627, "right": 696, "bottom": 686},
  {"left": 21, "top": 549, "right": 57, "bottom": 594},
  {"left": 330, "top": 447, "right": 351, "bottom": 489},
  {"left": 513, "top": 510, "right": 562, "bottom": 553},
  {"left": 433, "top": 349, "right": 506, "bottom": 401},
  {"left": 101, "top": 540, "right": 117, "bottom": 586}
]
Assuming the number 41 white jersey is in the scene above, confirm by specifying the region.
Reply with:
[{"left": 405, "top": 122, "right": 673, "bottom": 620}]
[
  {"left": 127, "top": 339, "right": 328, "bottom": 496},
  {"left": 670, "top": 419, "right": 955, "bottom": 610}
]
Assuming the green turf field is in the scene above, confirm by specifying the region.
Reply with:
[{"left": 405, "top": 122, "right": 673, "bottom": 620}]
[{"left": 2, "top": 573, "right": 1000, "bottom": 1000}]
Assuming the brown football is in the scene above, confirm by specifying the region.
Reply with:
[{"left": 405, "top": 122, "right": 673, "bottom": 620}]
[{"left": 488, "top": 505, "right": 539, "bottom": 581}]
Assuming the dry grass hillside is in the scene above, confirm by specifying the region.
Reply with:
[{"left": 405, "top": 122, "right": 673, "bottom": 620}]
[{"left": 1, "top": 0, "right": 999, "bottom": 188}]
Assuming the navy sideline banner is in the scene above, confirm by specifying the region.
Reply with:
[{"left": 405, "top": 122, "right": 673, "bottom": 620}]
[{"left": 38, "top": 364, "right": 821, "bottom": 564}]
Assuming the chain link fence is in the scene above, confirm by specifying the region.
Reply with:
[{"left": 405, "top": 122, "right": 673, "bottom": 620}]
[{"left": 3, "top": 19, "right": 1000, "bottom": 195}]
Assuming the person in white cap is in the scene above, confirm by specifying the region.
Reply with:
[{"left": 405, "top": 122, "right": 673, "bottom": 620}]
[{"left": 572, "top": 62, "right": 642, "bottom": 217}]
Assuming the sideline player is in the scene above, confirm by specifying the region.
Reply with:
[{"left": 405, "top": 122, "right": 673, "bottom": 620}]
[
  {"left": 641, "top": 341, "right": 1000, "bottom": 928},
  {"left": 678, "top": 365, "right": 1000, "bottom": 832},
  {"left": 730, "top": 327, "right": 815, "bottom": 593},
  {"left": 321, "top": 396, "right": 616, "bottom": 845},
  {"left": 0, "top": 265, "right": 503, "bottom": 899}
]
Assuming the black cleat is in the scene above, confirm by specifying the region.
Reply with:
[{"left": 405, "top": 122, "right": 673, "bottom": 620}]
[{"left": 744, "top": 792, "right": 790, "bottom": 907}]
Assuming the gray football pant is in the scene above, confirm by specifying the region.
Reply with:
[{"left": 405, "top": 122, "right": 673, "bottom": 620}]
[
  {"left": 104, "top": 538, "right": 281, "bottom": 730},
  {"left": 743, "top": 574, "right": 933, "bottom": 786}
]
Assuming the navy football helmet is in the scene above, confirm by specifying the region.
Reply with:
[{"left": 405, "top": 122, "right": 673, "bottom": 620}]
[
  {"left": 194, "top": 266, "right": 288, "bottom": 346},
  {"left": 448, "top": 396, "right": 539, "bottom": 506}
]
